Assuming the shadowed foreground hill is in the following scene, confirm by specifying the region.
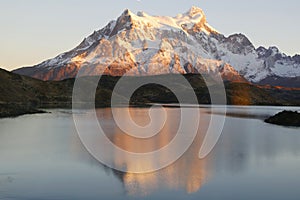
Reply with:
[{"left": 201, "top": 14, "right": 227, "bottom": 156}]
[
  {"left": 0, "top": 68, "right": 300, "bottom": 118},
  {"left": 0, "top": 68, "right": 73, "bottom": 108},
  {"left": 0, "top": 68, "right": 73, "bottom": 117}
]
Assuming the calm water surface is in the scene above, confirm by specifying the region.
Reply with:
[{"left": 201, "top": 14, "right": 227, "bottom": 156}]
[{"left": 0, "top": 106, "right": 300, "bottom": 200}]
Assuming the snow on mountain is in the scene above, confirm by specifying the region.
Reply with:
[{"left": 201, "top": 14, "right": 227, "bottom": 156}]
[{"left": 13, "top": 6, "right": 300, "bottom": 86}]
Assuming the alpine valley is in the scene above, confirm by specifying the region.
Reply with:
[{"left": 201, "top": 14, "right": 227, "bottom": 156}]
[{"left": 12, "top": 7, "right": 300, "bottom": 87}]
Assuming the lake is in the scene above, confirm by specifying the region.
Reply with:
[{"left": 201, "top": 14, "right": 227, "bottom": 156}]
[{"left": 0, "top": 106, "right": 300, "bottom": 200}]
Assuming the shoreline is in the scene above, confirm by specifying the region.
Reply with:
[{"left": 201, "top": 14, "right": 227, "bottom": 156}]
[
  {"left": 1, "top": 103, "right": 300, "bottom": 119},
  {"left": 0, "top": 104, "right": 48, "bottom": 119}
]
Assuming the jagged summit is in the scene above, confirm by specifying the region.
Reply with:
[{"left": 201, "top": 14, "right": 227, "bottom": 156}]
[
  {"left": 118, "top": 8, "right": 137, "bottom": 21},
  {"left": 13, "top": 7, "right": 300, "bottom": 87},
  {"left": 110, "top": 7, "right": 218, "bottom": 35},
  {"left": 123, "top": 8, "right": 133, "bottom": 15},
  {"left": 185, "top": 6, "right": 206, "bottom": 17}
]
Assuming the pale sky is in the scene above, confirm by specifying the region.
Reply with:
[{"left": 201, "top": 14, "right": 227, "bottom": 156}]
[{"left": 1, "top": 0, "right": 299, "bottom": 71}]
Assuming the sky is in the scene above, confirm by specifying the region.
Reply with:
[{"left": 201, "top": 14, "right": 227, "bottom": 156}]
[{"left": 0, "top": 0, "right": 299, "bottom": 71}]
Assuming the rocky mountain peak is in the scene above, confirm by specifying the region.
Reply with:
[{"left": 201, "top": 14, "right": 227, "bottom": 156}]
[
  {"left": 268, "top": 46, "right": 280, "bottom": 54},
  {"left": 185, "top": 6, "right": 206, "bottom": 18},
  {"left": 109, "top": 9, "right": 137, "bottom": 35},
  {"left": 181, "top": 7, "right": 218, "bottom": 35},
  {"left": 226, "top": 34, "right": 253, "bottom": 47},
  {"left": 111, "top": 7, "right": 217, "bottom": 36},
  {"left": 12, "top": 7, "right": 300, "bottom": 87},
  {"left": 293, "top": 54, "right": 300, "bottom": 63}
]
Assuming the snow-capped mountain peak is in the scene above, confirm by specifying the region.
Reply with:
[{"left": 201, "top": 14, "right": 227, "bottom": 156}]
[
  {"left": 110, "top": 7, "right": 218, "bottom": 36},
  {"left": 13, "top": 7, "right": 300, "bottom": 87},
  {"left": 185, "top": 6, "right": 205, "bottom": 17}
]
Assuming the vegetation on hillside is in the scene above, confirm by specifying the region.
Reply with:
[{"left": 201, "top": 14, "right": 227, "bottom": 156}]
[{"left": 0, "top": 68, "right": 299, "bottom": 118}]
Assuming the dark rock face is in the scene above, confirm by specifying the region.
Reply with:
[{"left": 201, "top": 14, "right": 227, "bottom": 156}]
[
  {"left": 265, "top": 111, "right": 300, "bottom": 127},
  {"left": 293, "top": 55, "right": 300, "bottom": 63},
  {"left": 224, "top": 33, "right": 255, "bottom": 55},
  {"left": 110, "top": 9, "right": 134, "bottom": 37},
  {"left": 184, "top": 63, "right": 199, "bottom": 74}
]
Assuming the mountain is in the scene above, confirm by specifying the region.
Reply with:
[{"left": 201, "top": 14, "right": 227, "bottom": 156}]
[{"left": 13, "top": 7, "right": 300, "bottom": 87}]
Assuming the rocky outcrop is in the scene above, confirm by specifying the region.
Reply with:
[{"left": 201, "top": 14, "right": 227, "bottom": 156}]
[{"left": 265, "top": 111, "right": 300, "bottom": 127}]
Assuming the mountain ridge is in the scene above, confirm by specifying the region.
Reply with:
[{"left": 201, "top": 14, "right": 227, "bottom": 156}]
[{"left": 13, "top": 7, "right": 300, "bottom": 87}]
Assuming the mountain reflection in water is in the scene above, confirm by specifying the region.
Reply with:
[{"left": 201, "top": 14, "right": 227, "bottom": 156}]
[
  {"left": 96, "top": 107, "right": 216, "bottom": 196},
  {"left": 1, "top": 106, "right": 300, "bottom": 199}
]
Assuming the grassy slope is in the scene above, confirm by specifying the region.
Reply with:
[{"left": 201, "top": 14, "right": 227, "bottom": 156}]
[
  {"left": 0, "top": 68, "right": 73, "bottom": 107},
  {"left": 0, "top": 68, "right": 299, "bottom": 117}
]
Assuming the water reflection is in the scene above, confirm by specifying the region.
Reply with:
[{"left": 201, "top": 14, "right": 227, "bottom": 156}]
[
  {"left": 97, "top": 108, "right": 213, "bottom": 196},
  {"left": 0, "top": 107, "right": 300, "bottom": 199},
  {"left": 95, "top": 107, "right": 300, "bottom": 197}
]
